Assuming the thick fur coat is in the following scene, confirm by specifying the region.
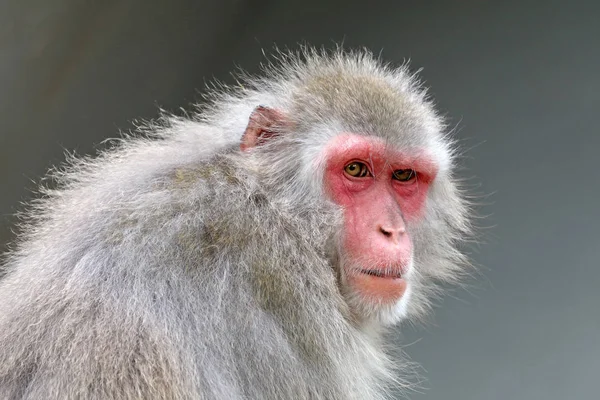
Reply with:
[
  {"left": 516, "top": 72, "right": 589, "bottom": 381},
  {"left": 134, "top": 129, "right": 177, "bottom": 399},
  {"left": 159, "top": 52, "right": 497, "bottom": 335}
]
[{"left": 0, "top": 49, "right": 470, "bottom": 399}]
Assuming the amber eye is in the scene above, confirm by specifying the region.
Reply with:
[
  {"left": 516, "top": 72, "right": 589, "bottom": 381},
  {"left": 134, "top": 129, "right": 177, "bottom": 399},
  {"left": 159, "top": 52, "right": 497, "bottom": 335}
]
[
  {"left": 392, "top": 169, "right": 416, "bottom": 182},
  {"left": 344, "top": 162, "right": 370, "bottom": 177}
]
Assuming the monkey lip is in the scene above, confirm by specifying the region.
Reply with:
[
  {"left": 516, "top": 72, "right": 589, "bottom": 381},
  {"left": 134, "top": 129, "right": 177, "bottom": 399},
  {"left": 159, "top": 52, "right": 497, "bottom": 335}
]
[
  {"left": 349, "top": 270, "right": 408, "bottom": 302},
  {"left": 360, "top": 269, "right": 403, "bottom": 279}
]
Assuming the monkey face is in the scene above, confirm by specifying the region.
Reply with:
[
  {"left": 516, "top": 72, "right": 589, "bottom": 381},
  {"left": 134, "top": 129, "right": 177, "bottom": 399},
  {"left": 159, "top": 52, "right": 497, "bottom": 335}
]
[{"left": 322, "top": 133, "right": 438, "bottom": 324}]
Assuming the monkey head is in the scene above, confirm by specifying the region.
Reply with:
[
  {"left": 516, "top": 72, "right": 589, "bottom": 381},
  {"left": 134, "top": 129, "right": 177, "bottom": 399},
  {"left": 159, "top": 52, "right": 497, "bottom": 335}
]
[{"left": 235, "top": 55, "right": 469, "bottom": 328}]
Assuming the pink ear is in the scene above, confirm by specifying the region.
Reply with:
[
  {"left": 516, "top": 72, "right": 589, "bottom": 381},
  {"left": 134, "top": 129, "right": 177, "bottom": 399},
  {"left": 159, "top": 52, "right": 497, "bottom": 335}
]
[{"left": 240, "top": 106, "right": 286, "bottom": 152}]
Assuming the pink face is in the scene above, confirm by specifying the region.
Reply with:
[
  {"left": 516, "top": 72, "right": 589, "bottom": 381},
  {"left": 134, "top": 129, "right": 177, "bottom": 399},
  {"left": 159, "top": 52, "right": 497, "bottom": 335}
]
[{"left": 323, "top": 134, "right": 437, "bottom": 306}]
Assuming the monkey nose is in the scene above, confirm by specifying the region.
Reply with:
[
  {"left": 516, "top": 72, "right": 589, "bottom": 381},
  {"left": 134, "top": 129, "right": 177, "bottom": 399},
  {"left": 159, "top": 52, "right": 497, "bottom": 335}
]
[{"left": 378, "top": 225, "right": 406, "bottom": 243}]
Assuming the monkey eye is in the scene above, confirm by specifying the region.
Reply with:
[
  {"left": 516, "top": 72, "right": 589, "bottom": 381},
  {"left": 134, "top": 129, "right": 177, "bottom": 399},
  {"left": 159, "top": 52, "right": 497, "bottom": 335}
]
[
  {"left": 344, "top": 162, "right": 370, "bottom": 178},
  {"left": 392, "top": 169, "right": 417, "bottom": 182}
]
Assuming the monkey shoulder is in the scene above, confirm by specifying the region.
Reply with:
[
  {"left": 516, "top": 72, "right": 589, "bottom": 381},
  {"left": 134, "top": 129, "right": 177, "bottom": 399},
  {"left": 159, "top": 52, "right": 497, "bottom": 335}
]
[
  {"left": 82, "top": 148, "right": 260, "bottom": 272},
  {"left": 2, "top": 122, "right": 257, "bottom": 276}
]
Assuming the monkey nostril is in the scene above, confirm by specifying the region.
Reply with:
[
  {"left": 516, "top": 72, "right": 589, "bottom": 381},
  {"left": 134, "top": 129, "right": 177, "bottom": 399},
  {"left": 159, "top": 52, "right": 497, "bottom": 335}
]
[
  {"left": 379, "top": 227, "right": 393, "bottom": 237},
  {"left": 379, "top": 226, "right": 406, "bottom": 239}
]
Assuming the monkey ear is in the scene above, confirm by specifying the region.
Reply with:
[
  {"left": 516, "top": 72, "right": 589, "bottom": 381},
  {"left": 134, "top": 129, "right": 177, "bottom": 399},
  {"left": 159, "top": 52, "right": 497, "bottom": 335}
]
[{"left": 240, "top": 106, "right": 287, "bottom": 152}]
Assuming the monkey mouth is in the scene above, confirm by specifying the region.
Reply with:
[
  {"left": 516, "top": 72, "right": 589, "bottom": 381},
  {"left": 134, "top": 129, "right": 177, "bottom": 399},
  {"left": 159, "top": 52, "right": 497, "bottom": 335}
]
[
  {"left": 349, "top": 268, "right": 408, "bottom": 303},
  {"left": 360, "top": 269, "right": 403, "bottom": 279}
]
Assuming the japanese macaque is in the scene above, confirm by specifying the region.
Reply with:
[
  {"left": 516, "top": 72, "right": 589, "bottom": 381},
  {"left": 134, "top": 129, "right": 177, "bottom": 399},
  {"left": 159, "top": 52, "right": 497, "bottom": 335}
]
[{"left": 0, "top": 48, "right": 471, "bottom": 399}]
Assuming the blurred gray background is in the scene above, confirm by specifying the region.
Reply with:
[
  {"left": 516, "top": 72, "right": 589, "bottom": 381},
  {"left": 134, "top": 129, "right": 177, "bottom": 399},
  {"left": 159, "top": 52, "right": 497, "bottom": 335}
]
[{"left": 1, "top": 0, "right": 598, "bottom": 399}]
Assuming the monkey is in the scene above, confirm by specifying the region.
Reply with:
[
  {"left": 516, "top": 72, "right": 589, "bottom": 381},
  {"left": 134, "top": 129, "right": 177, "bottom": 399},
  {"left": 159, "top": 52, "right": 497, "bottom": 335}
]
[{"left": 0, "top": 48, "right": 471, "bottom": 399}]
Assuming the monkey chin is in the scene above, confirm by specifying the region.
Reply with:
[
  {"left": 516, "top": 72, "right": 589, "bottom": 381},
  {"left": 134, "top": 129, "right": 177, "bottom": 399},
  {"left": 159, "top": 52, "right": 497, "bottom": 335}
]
[
  {"left": 350, "top": 273, "right": 407, "bottom": 302},
  {"left": 343, "top": 263, "right": 414, "bottom": 326},
  {"left": 377, "top": 283, "right": 413, "bottom": 326}
]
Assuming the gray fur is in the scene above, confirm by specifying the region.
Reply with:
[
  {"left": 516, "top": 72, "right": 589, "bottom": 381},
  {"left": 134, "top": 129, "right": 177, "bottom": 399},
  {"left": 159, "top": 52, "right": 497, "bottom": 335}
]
[{"left": 0, "top": 48, "right": 471, "bottom": 399}]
